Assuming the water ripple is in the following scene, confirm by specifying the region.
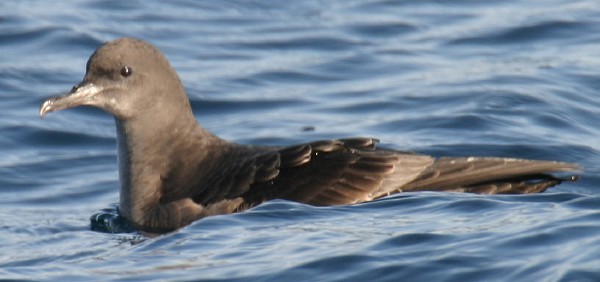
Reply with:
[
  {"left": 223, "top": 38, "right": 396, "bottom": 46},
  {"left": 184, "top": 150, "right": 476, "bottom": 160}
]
[{"left": 1, "top": 0, "right": 599, "bottom": 281}]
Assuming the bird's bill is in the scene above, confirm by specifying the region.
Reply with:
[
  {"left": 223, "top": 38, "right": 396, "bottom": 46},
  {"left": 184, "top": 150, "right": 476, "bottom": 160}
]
[{"left": 39, "top": 83, "right": 102, "bottom": 117}]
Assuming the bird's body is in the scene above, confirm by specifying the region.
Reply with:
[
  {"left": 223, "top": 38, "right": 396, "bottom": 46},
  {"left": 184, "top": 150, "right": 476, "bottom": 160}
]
[{"left": 40, "top": 38, "right": 580, "bottom": 233}]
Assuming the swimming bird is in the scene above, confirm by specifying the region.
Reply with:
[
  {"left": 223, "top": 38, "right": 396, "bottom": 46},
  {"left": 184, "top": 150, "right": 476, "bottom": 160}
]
[{"left": 39, "top": 38, "right": 580, "bottom": 233}]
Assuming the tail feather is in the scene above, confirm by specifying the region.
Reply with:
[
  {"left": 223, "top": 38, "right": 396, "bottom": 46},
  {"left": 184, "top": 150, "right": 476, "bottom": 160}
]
[{"left": 400, "top": 157, "right": 580, "bottom": 194}]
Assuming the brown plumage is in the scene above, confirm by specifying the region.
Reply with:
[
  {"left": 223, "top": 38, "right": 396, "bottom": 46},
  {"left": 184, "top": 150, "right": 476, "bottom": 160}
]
[{"left": 39, "top": 38, "right": 580, "bottom": 233}]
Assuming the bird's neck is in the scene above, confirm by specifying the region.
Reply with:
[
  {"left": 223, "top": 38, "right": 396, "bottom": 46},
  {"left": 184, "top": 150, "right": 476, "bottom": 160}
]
[{"left": 114, "top": 113, "right": 218, "bottom": 224}]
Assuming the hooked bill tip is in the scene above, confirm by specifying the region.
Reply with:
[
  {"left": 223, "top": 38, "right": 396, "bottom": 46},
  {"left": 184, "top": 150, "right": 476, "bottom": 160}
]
[{"left": 39, "top": 99, "right": 55, "bottom": 118}]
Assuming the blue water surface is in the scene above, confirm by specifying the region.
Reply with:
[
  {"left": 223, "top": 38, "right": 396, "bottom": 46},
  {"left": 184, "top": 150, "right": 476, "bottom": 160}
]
[{"left": 1, "top": 0, "right": 599, "bottom": 281}]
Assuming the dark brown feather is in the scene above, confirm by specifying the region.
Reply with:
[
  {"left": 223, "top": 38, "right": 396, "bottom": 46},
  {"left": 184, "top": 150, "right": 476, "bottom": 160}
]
[{"left": 212, "top": 139, "right": 580, "bottom": 209}]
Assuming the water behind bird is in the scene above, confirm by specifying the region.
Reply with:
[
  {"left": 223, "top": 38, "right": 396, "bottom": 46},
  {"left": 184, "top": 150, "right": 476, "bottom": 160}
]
[{"left": 1, "top": 0, "right": 599, "bottom": 281}]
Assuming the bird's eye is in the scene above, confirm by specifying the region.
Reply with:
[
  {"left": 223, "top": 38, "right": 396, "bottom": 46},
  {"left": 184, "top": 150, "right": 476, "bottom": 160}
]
[{"left": 120, "top": 66, "right": 133, "bottom": 77}]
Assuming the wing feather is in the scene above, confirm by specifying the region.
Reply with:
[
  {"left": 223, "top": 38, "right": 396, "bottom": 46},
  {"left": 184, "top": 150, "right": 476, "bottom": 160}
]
[{"left": 168, "top": 138, "right": 579, "bottom": 211}]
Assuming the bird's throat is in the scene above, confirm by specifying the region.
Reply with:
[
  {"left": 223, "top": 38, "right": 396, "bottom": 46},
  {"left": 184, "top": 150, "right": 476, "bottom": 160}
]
[{"left": 115, "top": 119, "right": 136, "bottom": 221}]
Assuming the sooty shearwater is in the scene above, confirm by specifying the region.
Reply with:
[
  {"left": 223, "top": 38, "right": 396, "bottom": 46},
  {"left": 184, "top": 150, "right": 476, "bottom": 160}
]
[{"left": 40, "top": 38, "right": 580, "bottom": 233}]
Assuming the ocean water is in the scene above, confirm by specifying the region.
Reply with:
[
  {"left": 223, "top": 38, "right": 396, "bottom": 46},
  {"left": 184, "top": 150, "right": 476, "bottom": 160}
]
[{"left": 1, "top": 0, "right": 600, "bottom": 281}]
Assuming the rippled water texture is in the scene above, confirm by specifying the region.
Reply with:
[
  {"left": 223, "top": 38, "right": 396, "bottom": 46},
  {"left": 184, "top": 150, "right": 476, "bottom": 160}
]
[{"left": 1, "top": 0, "right": 599, "bottom": 281}]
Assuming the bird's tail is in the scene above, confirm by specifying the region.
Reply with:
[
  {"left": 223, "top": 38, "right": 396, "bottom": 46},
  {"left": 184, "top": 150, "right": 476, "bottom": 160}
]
[{"left": 400, "top": 157, "right": 580, "bottom": 194}]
